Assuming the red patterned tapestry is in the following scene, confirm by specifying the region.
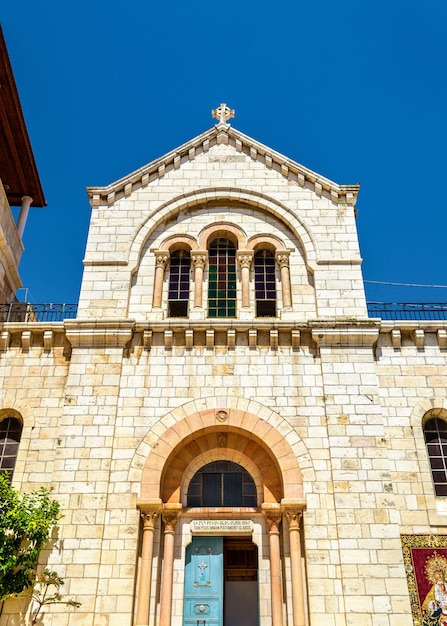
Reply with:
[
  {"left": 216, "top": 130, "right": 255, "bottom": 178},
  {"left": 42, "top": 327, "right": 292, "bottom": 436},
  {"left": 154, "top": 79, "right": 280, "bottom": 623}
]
[{"left": 402, "top": 535, "right": 447, "bottom": 626}]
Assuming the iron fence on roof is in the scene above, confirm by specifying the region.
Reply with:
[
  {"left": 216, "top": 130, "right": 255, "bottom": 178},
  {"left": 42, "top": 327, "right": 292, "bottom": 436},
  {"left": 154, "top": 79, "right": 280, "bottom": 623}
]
[
  {"left": 0, "top": 302, "right": 447, "bottom": 323},
  {"left": 0, "top": 303, "right": 78, "bottom": 323},
  {"left": 367, "top": 302, "right": 447, "bottom": 321}
]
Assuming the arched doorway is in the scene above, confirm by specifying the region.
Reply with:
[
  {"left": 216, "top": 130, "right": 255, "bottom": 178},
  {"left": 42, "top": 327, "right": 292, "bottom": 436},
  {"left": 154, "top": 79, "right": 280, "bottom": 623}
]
[
  {"left": 183, "top": 534, "right": 259, "bottom": 626},
  {"left": 183, "top": 462, "right": 259, "bottom": 626},
  {"left": 135, "top": 407, "right": 307, "bottom": 626}
]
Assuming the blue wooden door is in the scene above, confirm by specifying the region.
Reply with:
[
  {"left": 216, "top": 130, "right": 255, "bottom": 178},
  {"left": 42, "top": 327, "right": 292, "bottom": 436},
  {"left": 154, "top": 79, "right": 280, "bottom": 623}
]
[{"left": 183, "top": 536, "right": 223, "bottom": 626}]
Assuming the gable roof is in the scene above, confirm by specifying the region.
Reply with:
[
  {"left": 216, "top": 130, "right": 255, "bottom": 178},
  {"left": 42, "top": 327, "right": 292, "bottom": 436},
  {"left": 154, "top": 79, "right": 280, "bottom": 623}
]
[{"left": 86, "top": 122, "right": 360, "bottom": 207}]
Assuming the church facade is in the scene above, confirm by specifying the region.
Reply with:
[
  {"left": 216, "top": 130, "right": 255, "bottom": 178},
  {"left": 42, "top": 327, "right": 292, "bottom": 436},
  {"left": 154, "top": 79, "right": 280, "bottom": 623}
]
[{"left": 2, "top": 104, "right": 447, "bottom": 626}]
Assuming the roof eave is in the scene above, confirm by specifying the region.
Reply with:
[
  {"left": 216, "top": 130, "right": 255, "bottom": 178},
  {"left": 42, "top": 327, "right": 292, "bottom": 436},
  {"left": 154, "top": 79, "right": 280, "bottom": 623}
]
[
  {"left": 0, "top": 26, "right": 47, "bottom": 208},
  {"left": 86, "top": 123, "right": 360, "bottom": 207}
]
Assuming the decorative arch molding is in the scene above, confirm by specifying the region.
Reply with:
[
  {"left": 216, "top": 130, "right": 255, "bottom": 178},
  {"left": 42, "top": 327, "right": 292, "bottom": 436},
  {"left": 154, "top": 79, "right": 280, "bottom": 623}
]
[
  {"left": 0, "top": 402, "right": 33, "bottom": 486},
  {"left": 162, "top": 430, "right": 279, "bottom": 505},
  {"left": 159, "top": 234, "right": 199, "bottom": 252},
  {"left": 0, "top": 402, "right": 33, "bottom": 428},
  {"left": 130, "top": 396, "right": 314, "bottom": 502},
  {"left": 198, "top": 222, "right": 247, "bottom": 249},
  {"left": 409, "top": 398, "right": 447, "bottom": 524},
  {"left": 127, "top": 187, "right": 319, "bottom": 276},
  {"left": 246, "top": 234, "right": 287, "bottom": 252},
  {"left": 410, "top": 398, "right": 447, "bottom": 428}
]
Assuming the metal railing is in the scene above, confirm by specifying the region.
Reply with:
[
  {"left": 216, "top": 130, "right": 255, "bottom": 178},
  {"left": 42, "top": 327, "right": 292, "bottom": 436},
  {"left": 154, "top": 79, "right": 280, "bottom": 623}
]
[
  {"left": 367, "top": 302, "right": 447, "bottom": 321},
  {"left": 1, "top": 302, "right": 447, "bottom": 323},
  {"left": 0, "top": 303, "right": 78, "bottom": 323}
]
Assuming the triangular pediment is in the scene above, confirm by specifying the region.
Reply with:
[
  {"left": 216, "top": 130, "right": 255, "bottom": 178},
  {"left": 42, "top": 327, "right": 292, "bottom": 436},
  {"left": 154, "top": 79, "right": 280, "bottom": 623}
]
[{"left": 86, "top": 122, "right": 359, "bottom": 207}]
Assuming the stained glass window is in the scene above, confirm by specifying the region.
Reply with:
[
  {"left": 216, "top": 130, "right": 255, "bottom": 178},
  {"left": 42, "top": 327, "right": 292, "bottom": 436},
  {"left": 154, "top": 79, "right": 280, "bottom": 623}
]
[
  {"left": 208, "top": 238, "right": 236, "bottom": 318},
  {"left": 424, "top": 417, "right": 447, "bottom": 496},
  {"left": 0, "top": 418, "right": 22, "bottom": 483},
  {"left": 187, "top": 461, "right": 257, "bottom": 507},
  {"left": 254, "top": 249, "right": 276, "bottom": 317},
  {"left": 168, "top": 250, "right": 191, "bottom": 317}
]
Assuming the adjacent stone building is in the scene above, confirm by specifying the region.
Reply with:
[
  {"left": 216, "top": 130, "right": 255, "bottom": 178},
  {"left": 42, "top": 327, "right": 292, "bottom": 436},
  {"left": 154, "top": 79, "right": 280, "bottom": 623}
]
[{"left": 1, "top": 101, "right": 447, "bottom": 626}]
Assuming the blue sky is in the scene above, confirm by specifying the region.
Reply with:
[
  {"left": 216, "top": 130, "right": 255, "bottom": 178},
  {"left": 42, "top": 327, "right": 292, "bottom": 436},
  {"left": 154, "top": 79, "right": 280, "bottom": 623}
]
[{"left": 2, "top": 1, "right": 446, "bottom": 304}]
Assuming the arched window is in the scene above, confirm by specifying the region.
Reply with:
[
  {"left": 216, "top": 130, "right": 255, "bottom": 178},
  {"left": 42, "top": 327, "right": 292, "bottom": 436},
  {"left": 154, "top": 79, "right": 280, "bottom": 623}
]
[
  {"left": 0, "top": 417, "right": 22, "bottom": 483},
  {"left": 187, "top": 461, "right": 257, "bottom": 507},
  {"left": 254, "top": 249, "right": 276, "bottom": 317},
  {"left": 208, "top": 239, "right": 236, "bottom": 318},
  {"left": 168, "top": 249, "right": 191, "bottom": 317},
  {"left": 424, "top": 417, "right": 447, "bottom": 496}
]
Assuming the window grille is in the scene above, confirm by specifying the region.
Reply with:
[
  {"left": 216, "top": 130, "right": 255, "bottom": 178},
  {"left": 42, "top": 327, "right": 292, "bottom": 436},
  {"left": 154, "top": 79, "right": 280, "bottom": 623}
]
[
  {"left": 168, "top": 250, "right": 191, "bottom": 317},
  {"left": 208, "top": 239, "right": 236, "bottom": 318},
  {"left": 424, "top": 417, "right": 447, "bottom": 496},
  {"left": 187, "top": 461, "right": 257, "bottom": 507},
  {"left": 254, "top": 249, "right": 276, "bottom": 317},
  {"left": 0, "top": 418, "right": 22, "bottom": 483}
]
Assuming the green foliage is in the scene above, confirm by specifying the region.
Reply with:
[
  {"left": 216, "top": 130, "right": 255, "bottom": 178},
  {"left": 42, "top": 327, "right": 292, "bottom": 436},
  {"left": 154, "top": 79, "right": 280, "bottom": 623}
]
[
  {"left": 0, "top": 474, "right": 61, "bottom": 602},
  {"left": 30, "top": 570, "right": 81, "bottom": 625}
]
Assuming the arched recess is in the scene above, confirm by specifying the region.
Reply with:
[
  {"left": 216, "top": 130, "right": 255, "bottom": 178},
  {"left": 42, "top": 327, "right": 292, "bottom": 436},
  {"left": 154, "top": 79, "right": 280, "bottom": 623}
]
[
  {"left": 127, "top": 187, "right": 319, "bottom": 278},
  {"left": 0, "top": 404, "right": 33, "bottom": 485},
  {"left": 410, "top": 398, "right": 447, "bottom": 428},
  {"left": 180, "top": 449, "right": 264, "bottom": 506},
  {"left": 245, "top": 234, "right": 286, "bottom": 252},
  {"left": 160, "top": 429, "right": 281, "bottom": 505},
  {"left": 198, "top": 222, "right": 247, "bottom": 250},
  {"left": 409, "top": 399, "right": 447, "bottom": 517},
  {"left": 0, "top": 408, "right": 24, "bottom": 425},
  {"left": 159, "top": 234, "right": 199, "bottom": 252},
  {"left": 137, "top": 406, "right": 305, "bottom": 504}
]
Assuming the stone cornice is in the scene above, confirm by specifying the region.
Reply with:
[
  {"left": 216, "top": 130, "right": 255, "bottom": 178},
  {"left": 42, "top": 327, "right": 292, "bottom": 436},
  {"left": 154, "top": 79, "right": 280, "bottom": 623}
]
[
  {"left": 86, "top": 125, "right": 360, "bottom": 207},
  {"left": 64, "top": 319, "right": 135, "bottom": 348},
  {"left": 136, "top": 499, "right": 163, "bottom": 514},
  {"left": 280, "top": 498, "right": 307, "bottom": 512},
  {"left": 1, "top": 318, "right": 447, "bottom": 354},
  {"left": 310, "top": 319, "right": 380, "bottom": 347}
]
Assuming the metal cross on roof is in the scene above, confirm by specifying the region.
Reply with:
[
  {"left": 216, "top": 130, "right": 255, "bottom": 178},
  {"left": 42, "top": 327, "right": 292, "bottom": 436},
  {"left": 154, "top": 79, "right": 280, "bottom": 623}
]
[{"left": 212, "top": 103, "right": 235, "bottom": 125}]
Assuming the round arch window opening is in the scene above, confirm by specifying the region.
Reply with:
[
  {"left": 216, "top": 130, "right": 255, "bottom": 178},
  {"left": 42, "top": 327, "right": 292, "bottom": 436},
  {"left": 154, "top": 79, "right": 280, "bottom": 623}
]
[{"left": 187, "top": 461, "right": 257, "bottom": 507}]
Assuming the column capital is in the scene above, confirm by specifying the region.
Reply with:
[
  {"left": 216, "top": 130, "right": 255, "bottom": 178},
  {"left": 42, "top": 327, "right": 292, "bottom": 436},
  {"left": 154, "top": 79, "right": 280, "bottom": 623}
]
[
  {"left": 162, "top": 503, "right": 182, "bottom": 532},
  {"left": 141, "top": 510, "right": 160, "bottom": 530},
  {"left": 275, "top": 250, "right": 290, "bottom": 268},
  {"left": 281, "top": 499, "right": 306, "bottom": 529},
  {"left": 262, "top": 503, "right": 282, "bottom": 533},
  {"left": 191, "top": 250, "right": 208, "bottom": 269},
  {"left": 283, "top": 509, "right": 304, "bottom": 529},
  {"left": 154, "top": 251, "right": 170, "bottom": 269},
  {"left": 236, "top": 250, "right": 254, "bottom": 269}
]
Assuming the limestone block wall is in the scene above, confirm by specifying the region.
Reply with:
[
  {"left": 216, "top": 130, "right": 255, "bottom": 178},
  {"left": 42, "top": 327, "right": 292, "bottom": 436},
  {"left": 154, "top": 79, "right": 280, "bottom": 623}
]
[
  {"left": 375, "top": 324, "right": 447, "bottom": 532},
  {"left": 46, "top": 342, "right": 139, "bottom": 626},
  {"left": 79, "top": 139, "right": 367, "bottom": 321},
  {"left": 0, "top": 182, "right": 24, "bottom": 304},
  {"left": 9, "top": 324, "right": 408, "bottom": 625},
  {"left": 4, "top": 321, "right": 446, "bottom": 625},
  {"left": 0, "top": 327, "right": 70, "bottom": 490}
]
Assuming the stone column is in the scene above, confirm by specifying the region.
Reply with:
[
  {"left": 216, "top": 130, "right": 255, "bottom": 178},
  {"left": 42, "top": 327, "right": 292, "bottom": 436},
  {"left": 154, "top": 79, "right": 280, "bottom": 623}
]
[
  {"left": 284, "top": 509, "right": 306, "bottom": 626},
  {"left": 159, "top": 506, "right": 181, "bottom": 626},
  {"left": 17, "top": 195, "right": 33, "bottom": 238},
  {"left": 135, "top": 510, "right": 159, "bottom": 626},
  {"left": 263, "top": 507, "right": 283, "bottom": 626},
  {"left": 275, "top": 251, "right": 292, "bottom": 309},
  {"left": 152, "top": 252, "right": 169, "bottom": 309},
  {"left": 191, "top": 251, "right": 208, "bottom": 308},
  {"left": 237, "top": 251, "right": 254, "bottom": 307}
]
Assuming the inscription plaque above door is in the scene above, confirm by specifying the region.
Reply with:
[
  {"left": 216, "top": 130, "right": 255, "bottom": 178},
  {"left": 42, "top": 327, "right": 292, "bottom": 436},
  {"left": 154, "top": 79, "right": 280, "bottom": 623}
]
[{"left": 191, "top": 520, "right": 253, "bottom": 534}]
